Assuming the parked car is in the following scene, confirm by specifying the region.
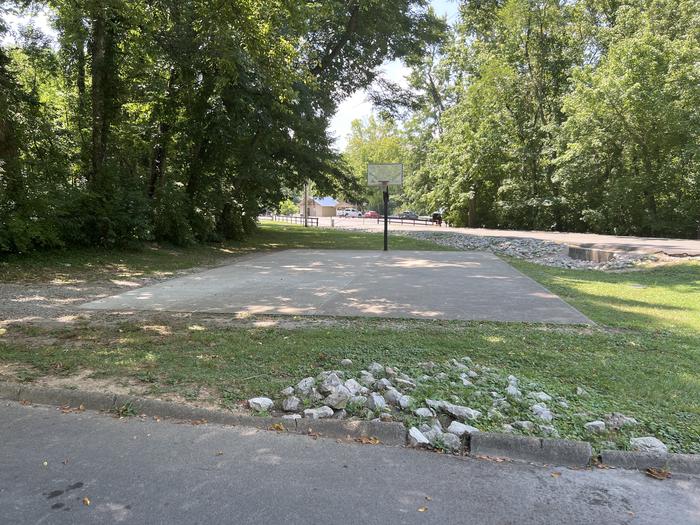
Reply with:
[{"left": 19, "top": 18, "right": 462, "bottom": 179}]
[
  {"left": 338, "top": 207, "right": 360, "bottom": 218},
  {"left": 363, "top": 210, "right": 380, "bottom": 219},
  {"left": 398, "top": 210, "right": 419, "bottom": 220},
  {"left": 431, "top": 211, "right": 443, "bottom": 225}
]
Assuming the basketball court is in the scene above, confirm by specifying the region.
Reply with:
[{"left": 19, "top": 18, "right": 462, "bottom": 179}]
[{"left": 80, "top": 249, "right": 591, "bottom": 324}]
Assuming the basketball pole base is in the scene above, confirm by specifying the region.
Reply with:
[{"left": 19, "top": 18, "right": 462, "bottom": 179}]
[{"left": 383, "top": 184, "right": 389, "bottom": 251}]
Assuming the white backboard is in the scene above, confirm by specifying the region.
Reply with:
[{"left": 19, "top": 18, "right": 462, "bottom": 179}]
[{"left": 367, "top": 163, "right": 403, "bottom": 186}]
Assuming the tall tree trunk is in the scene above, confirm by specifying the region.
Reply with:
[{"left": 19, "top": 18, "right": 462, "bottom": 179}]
[{"left": 148, "top": 69, "right": 177, "bottom": 199}]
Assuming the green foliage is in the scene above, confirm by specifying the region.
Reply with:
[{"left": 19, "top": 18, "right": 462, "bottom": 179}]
[
  {"left": 277, "top": 199, "right": 298, "bottom": 216},
  {"left": 0, "top": 0, "right": 438, "bottom": 253},
  {"left": 392, "top": 0, "right": 700, "bottom": 237}
]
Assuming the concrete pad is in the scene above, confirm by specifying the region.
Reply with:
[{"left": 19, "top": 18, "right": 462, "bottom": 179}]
[{"left": 80, "top": 250, "right": 591, "bottom": 324}]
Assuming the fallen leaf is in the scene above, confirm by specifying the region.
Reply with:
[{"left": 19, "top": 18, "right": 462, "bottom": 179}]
[
  {"left": 82, "top": 497, "right": 90, "bottom": 506},
  {"left": 418, "top": 507, "right": 428, "bottom": 512},
  {"left": 425, "top": 496, "right": 432, "bottom": 501},
  {"left": 355, "top": 436, "right": 380, "bottom": 445},
  {"left": 20, "top": 400, "right": 30, "bottom": 406},
  {"left": 645, "top": 467, "right": 671, "bottom": 480},
  {"left": 191, "top": 419, "right": 207, "bottom": 426},
  {"left": 269, "top": 423, "right": 286, "bottom": 432},
  {"left": 215, "top": 451, "right": 224, "bottom": 456},
  {"left": 551, "top": 472, "right": 561, "bottom": 478}
]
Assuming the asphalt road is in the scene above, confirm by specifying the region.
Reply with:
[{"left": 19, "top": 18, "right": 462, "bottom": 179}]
[{"left": 1, "top": 401, "right": 698, "bottom": 524}]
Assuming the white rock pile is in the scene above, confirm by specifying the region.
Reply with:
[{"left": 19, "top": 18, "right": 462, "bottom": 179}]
[
  {"left": 247, "top": 357, "right": 665, "bottom": 454},
  {"left": 396, "top": 231, "right": 656, "bottom": 271}
]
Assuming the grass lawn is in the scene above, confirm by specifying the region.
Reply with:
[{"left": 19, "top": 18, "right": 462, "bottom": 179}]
[
  {"left": 0, "top": 224, "right": 698, "bottom": 453},
  {"left": 0, "top": 222, "right": 448, "bottom": 283}
]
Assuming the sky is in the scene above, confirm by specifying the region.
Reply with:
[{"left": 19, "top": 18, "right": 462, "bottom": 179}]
[
  {"left": 329, "top": 0, "right": 461, "bottom": 151},
  {"left": 3, "top": 2, "right": 460, "bottom": 152}
]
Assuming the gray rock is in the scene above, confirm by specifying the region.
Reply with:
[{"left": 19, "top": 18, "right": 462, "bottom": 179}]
[
  {"left": 539, "top": 425, "right": 559, "bottom": 437},
  {"left": 558, "top": 400, "right": 569, "bottom": 409},
  {"left": 324, "top": 385, "right": 351, "bottom": 409},
  {"left": 282, "top": 413, "right": 301, "bottom": 420},
  {"left": 383, "top": 387, "right": 403, "bottom": 406},
  {"left": 501, "top": 424, "right": 515, "bottom": 433},
  {"left": 282, "top": 396, "right": 301, "bottom": 412},
  {"left": 460, "top": 377, "right": 474, "bottom": 387},
  {"left": 531, "top": 403, "right": 553, "bottom": 422},
  {"left": 398, "top": 395, "right": 413, "bottom": 410},
  {"left": 359, "top": 371, "right": 376, "bottom": 387},
  {"left": 349, "top": 395, "right": 367, "bottom": 407},
  {"left": 332, "top": 409, "right": 347, "bottom": 420},
  {"left": 507, "top": 375, "right": 519, "bottom": 385},
  {"left": 434, "top": 372, "right": 449, "bottom": 381},
  {"left": 506, "top": 385, "right": 522, "bottom": 398},
  {"left": 605, "top": 413, "right": 638, "bottom": 429},
  {"left": 513, "top": 420, "right": 534, "bottom": 431},
  {"left": 630, "top": 436, "right": 668, "bottom": 454},
  {"left": 408, "top": 427, "right": 430, "bottom": 447},
  {"left": 317, "top": 370, "right": 344, "bottom": 382},
  {"left": 248, "top": 397, "right": 274, "bottom": 412},
  {"left": 379, "top": 412, "right": 393, "bottom": 422},
  {"left": 368, "top": 362, "right": 384, "bottom": 375},
  {"left": 419, "top": 361, "right": 437, "bottom": 370},
  {"left": 440, "top": 432, "right": 462, "bottom": 452},
  {"left": 447, "top": 421, "right": 479, "bottom": 437},
  {"left": 319, "top": 373, "right": 343, "bottom": 394},
  {"left": 340, "top": 358, "right": 353, "bottom": 366},
  {"left": 584, "top": 420, "right": 606, "bottom": 434},
  {"left": 443, "top": 403, "right": 481, "bottom": 421},
  {"left": 375, "top": 378, "right": 393, "bottom": 391},
  {"left": 575, "top": 386, "right": 589, "bottom": 397},
  {"left": 308, "top": 388, "right": 324, "bottom": 403},
  {"left": 303, "top": 406, "right": 333, "bottom": 419},
  {"left": 296, "top": 377, "right": 316, "bottom": 396},
  {"left": 394, "top": 378, "right": 416, "bottom": 390},
  {"left": 280, "top": 386, "right": 295, "bottom": 397},
  {"left": 461, "top": 356, "right": 473, "bottom": 364},
  {"left": 425, "top": 399, "right": 445, "bottom": 411},
  {"left": 385, "top": 366, "right": 397, "bottom": 377},
  {"left": 414, "top": 407, "right": 434, "bottom": 418},
  {"left": 343, "top": 378, "right": 363, "bottom": 395},
  {"left": 530, "top": 391, "right": 552, "bottom": 402},
  {"left": 367, "top": 393, "right": 386, "bottom": 411},
  {"left": 450, "top": 359, "right": 469, "bottom": 371},
  {"left": 467, "top": 370, "right": 479, "bottom": 379}
]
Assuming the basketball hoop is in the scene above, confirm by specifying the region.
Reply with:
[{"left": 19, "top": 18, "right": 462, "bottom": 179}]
[{"left": 367, "top": 163, "right": 403, "bottom": 252}]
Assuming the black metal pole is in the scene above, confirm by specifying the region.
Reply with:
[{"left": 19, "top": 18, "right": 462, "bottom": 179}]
[{"left": 383, "top": 186, "right": 389, "bottom": 251}]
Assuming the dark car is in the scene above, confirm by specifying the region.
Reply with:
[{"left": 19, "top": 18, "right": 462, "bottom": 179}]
[
  {"left": 399, "top": 211, "right": 419, "bottom": 220},
  {"left": 431, "top": 212, "right": 443, "bottom": 225}
]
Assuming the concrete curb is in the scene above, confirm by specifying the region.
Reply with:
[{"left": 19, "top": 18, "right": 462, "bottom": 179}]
[
  {"left": 3, "top": 382, "right": 407, "bottom": 447},
  {"left": 4, "top": 381, "right": 698, "bottom": 474},
  {"left": 469, "top": 432, "right": 593, "bottom": 467},
  {"left": 600, "top": 450, "right": 700, "bottom": 476}
]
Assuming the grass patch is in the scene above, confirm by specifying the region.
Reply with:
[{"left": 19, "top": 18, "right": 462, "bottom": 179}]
[
  {"left": 0, "top": 227, "right": 698, "bottom": 452},
  {"left": 0, "top": 222, "right": 447, "bottom": 283}
]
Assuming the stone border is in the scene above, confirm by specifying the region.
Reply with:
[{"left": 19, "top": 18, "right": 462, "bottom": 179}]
[
  {"left": 2, "top": 381, "right": 698, "bottom": 475},
  {"left": 600, "top": 450, "right": 700, "bottom": 476},
  {"left": 0, "top": 382, "right": 406, "bottom": 446},
  {"left": 469, "top": 432, "right": 593, "bottom": 467}
]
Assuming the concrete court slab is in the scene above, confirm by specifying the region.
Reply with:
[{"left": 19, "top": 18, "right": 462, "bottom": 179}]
[{"left": 79, "top": 250, "right": 591, "bottom": 324}]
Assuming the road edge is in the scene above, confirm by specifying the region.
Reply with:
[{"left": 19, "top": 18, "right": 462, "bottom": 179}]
[{"left": 3, "top": 381, "right": 698, "bottom": 475}]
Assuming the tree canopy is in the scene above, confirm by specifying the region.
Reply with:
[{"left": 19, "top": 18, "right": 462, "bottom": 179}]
[
  {"left": 0, "top": 0, "right": 439, "bottom": 252},
  {"left": 345, "top": 0, "right": 700, "bottom": 237}
]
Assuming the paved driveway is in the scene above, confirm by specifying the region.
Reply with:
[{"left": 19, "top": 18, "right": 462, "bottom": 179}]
[
  {"left": 81, "top": 250, "right": 590, "bottom": 324},
  {"left": 1, "top": 402, "right": 698, "bottom": 524}
]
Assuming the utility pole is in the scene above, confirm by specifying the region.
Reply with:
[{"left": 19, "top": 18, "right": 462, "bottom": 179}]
[{"left": 303, "top": 181, "right": 308, "bottom": 227}]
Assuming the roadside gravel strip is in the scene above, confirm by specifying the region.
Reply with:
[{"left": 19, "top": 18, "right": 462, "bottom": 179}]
[{"left": 2, "top": 382, "right": 699, "bottom": 475}]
